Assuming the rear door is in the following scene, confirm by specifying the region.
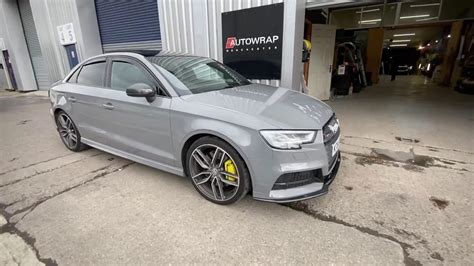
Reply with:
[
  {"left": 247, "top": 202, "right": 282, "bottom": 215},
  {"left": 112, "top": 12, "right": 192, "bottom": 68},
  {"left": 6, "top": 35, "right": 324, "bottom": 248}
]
[
  {"left": 69, "top": 58, "right": 109, "bottom": 144},
  {"left": 101, "top": 56, "right": 174, "bottom": 166}
]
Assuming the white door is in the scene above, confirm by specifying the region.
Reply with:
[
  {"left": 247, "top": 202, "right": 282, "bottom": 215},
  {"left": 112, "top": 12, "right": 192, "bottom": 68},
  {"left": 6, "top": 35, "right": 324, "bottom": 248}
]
[{"left": 307, "top": 24, "right": 336, "bottom": 101}]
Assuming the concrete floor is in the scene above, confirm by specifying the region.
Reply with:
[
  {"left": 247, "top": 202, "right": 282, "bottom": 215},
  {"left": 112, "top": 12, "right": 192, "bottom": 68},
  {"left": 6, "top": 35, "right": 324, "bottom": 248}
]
[
  {"left": 0, "top": 75, "right": 472, "bottom": 265},
  {"left": 330, "top": 75, "right": 474, "bottom": 152}
]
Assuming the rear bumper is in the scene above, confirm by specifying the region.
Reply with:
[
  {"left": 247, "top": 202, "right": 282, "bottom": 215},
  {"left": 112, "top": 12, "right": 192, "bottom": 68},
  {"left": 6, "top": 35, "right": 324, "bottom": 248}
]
[{"left": 254, "top": 152, "right": 341, "bottom": 203}]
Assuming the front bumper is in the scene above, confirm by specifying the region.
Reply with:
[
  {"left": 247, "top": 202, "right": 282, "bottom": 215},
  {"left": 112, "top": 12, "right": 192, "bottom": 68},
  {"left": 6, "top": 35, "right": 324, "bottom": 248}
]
[{"left": 253, "top": 152, "right": 341, "bottom": 203}]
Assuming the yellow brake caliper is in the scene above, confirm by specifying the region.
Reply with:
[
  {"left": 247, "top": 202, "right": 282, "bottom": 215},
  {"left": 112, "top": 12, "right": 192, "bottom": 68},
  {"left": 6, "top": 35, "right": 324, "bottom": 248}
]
[{"left": 224, "top": 160, "right": 237, "bottom": 182}]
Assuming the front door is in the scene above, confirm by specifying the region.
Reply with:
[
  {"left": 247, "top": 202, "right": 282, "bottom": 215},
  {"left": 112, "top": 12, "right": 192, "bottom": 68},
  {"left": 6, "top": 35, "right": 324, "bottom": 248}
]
[
  {"left": 2, "top": 50, "right": 18, "bottom": 90},
  {"left": 64, "top": 44, "right": 79, "bottom": 69},
  {"left": 102, "top": 57, "right": 175, "bottom": 166},
  {"left": 70, "top": 59, "right": 109, "bottom": 144},
  {"left": 307, "top": 24, "right": 336, "bottom": 100}
]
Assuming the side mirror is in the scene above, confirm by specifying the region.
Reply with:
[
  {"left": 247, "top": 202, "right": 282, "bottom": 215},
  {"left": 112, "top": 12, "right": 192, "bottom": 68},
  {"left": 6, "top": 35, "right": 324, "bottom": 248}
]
[{"left": 126, "top": 83, "right": 156, "bottom": 102}]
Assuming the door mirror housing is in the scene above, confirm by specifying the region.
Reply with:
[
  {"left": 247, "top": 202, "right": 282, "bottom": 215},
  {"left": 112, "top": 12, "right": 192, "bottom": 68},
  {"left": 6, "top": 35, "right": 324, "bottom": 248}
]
[{"left": 126, "top": 83, "right": 156, "bottom": 102}]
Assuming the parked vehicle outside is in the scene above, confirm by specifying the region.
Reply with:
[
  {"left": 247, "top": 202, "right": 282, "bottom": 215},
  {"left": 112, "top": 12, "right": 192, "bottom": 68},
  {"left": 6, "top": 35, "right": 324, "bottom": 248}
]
[{"left": 49, "top": 52, "right": 341, "bottom": 204}]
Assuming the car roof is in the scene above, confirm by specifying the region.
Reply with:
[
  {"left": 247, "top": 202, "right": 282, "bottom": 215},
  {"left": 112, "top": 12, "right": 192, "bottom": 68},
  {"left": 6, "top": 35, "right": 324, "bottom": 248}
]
[
  {"left": 110, "top": 51, "right": 203, "bottom": 59},
  {"left": 82, "top": 51, "right": 205, "bottom": 63}
]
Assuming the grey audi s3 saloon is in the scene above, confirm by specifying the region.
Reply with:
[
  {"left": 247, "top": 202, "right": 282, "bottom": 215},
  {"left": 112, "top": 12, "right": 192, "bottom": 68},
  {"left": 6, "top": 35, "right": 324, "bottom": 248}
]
[{"left": 49, "top": 52, "right": 341, "bottom": 204}]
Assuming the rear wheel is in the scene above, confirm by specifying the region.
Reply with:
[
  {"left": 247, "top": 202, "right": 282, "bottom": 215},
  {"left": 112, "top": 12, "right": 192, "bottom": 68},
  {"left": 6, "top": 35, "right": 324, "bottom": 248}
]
[
  {"left": 55, "top": 111, "right": 87, "bottom": 152},
  {"left": 186, "top": 137, "right": 251, "bottom": 205}
]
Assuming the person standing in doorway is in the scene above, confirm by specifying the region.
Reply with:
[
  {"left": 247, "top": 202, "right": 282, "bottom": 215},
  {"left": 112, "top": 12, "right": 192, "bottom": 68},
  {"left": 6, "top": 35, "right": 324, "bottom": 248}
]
[{"left": 390, "top": 56, "right": 398, "bottom": 81}]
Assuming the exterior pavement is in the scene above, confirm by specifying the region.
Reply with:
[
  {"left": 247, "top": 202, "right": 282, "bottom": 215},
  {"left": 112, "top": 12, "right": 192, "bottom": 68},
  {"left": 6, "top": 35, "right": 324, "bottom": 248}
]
[{"left": 0, "top": 75, "right": 472, "bottom": 265}]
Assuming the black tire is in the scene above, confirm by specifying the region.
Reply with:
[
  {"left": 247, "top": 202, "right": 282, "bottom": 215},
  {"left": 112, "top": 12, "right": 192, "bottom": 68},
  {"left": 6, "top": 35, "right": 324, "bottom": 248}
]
[
  {"left": 55, "top": 110, "right": 88, "bottom": 152},
  {"left": 185, "top": 136, "right": 251, "bottom": 205}
]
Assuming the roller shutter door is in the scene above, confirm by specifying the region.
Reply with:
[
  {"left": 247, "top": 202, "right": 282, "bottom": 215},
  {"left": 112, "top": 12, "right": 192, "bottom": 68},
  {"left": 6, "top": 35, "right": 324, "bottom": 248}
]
[
  {"left": 18, "top": 0, "right": 50, "bottom": 90},
  {"left": 95, "top": 0, "right": 162, "bottom": 52}
]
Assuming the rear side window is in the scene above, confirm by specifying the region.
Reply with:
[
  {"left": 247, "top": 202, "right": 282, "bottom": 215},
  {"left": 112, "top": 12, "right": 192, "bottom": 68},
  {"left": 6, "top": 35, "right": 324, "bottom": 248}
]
[
  {"left": 77, "top": 61, "right": 106, "bottom": 87},
  {"left": 111, "top": 61, "right": 155, "bottom": 91}
]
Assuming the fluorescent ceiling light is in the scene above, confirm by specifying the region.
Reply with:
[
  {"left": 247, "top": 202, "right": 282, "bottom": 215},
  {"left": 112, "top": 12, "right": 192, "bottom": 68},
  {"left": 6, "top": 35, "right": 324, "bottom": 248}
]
[
  {"left": 358, "top": 19, "right": 381, "bottom": 24},
  {"left": 355, "top": 8, "right": 380, "bottom": 14},
  {"left": 416, "top": 17, "right": 438, "bottom": 22},
  {"left": 394, "top": 33, "right": 415, "bottom": 37},
  {"left": 410, "top": 3, "right": 440, "bottom": 8},
  {"left": 400, "top": 14, "right": 430, "bottom": 19},
  {"left": 392, "top": 39, "right": 411, "bottom": 42},
  {"left": 390, "top": 44, "right": 408, "bottom": 47}
]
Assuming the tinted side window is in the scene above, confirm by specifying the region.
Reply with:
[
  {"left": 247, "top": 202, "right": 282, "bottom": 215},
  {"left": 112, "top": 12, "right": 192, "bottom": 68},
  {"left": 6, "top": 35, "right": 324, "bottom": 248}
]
[
  {"left": 111, "top": 61, "right": 155, "bottom": 91},
  {"left": 77, "top": 61, "right": 106, "bottom": 87}
]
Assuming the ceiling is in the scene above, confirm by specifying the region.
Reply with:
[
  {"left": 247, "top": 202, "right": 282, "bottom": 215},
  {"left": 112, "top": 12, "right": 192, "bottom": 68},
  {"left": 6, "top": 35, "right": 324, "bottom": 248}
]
[{"left": 383, "top": 26, "right": 448, "bottom": 48}]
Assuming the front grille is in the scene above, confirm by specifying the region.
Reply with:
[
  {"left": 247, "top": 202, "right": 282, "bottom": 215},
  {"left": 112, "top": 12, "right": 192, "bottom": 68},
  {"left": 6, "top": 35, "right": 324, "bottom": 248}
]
[{"left": 272, "top": 169, "right": 323, "bottom": 190}]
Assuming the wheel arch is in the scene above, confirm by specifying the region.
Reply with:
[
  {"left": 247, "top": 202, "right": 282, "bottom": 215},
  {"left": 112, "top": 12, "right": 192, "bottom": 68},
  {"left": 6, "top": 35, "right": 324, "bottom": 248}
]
[
  {"left": 180, "top": 131, "right": 254, "bottom": 192},
  {"left": 53, "top": 107, "right": 65, "bottom": 118}
]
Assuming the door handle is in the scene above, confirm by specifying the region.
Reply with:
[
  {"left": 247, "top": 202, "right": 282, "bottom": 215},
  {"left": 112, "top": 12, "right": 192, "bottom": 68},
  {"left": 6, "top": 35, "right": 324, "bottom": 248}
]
[
  {"left": 68, "top": 96, "right": 76, "bottom": 103},
  {"left": 102, "top": 103, "right": 114, "bottom": 110}
]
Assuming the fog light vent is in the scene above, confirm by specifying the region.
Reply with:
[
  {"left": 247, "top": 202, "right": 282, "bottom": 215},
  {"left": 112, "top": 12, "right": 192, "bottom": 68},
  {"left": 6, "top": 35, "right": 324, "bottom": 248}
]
[{"left": 272, "top": 169, "right": 323, "bottom": 190}]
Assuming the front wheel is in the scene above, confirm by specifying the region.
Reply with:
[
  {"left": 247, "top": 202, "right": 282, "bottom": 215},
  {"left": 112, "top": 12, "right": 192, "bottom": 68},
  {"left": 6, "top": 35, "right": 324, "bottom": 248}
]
[{"left": 186, "top": 137, "right": 251, "bottom": 205}]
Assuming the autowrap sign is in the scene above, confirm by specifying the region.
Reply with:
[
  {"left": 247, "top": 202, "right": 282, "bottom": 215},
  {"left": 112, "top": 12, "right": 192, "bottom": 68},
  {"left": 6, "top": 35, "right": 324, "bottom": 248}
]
[{"left": 222, "top": 3, "right": 284, "bottom": 79}]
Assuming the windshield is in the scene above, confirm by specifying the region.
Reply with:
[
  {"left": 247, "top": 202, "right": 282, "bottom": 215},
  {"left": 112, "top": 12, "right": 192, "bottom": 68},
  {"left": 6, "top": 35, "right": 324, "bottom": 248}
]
[{"left": 147, "top": 56, "right": 251, "bottom": 95}]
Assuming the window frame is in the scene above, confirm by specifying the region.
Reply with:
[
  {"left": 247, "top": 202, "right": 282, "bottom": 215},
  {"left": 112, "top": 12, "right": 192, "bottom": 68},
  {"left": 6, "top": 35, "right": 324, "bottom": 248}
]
[
  {"left": 66, "top": 66, "right": 81, "bottom": 83},
  {"left": 106, "top": 56, "right": 170, "bottom": 98},
  {"left": 75, "top": 58, "right": 108, "bottom": 88}
]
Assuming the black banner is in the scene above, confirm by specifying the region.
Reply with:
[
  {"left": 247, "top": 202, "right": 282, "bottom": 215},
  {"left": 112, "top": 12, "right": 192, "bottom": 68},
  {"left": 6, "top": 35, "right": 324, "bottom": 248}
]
[{"left": 222, "top": 3, "right": 284, "bottom": 80}]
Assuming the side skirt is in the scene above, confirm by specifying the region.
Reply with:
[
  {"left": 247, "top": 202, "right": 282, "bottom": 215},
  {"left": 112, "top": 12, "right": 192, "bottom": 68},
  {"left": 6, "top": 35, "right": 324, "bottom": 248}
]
[{"left": 82, "top": 138, "right": 185, "bottom": 177}]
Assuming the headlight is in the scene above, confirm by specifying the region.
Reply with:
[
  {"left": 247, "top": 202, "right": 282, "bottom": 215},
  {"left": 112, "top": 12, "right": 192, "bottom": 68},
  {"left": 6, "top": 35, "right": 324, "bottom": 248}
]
[
  {"left": 260, "top": 130, "right": 316, "bottom": 149},
  {"left": 323, "top": 115, "right": 340, "bottom": 143}
]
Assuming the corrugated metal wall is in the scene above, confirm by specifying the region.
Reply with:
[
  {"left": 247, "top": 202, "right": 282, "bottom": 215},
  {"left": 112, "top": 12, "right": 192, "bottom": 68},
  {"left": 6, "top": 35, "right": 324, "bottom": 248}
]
[
  {"left": 18, "top": 0, "right": 51, "bottom": 89},
  {"left": 30, "top": 0, "right": 82, "bottom": 83},
  {"left": 159, "top": 0, "right": 283, "bottom": 86},
  {"left": 29, "top": 0, "right": 102, "bottom": 85}
]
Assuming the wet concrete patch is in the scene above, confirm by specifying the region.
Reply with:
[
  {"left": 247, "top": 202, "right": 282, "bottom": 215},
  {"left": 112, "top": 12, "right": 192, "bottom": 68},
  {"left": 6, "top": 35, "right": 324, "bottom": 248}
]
[
  {"left": 354, "top": 156, "right": 399, "bottom": 167},
  {"left": 372, "top": 148, "right": 414, "bottom": 162},
  {"left": 344, "top": 185, "right": 353, "bottom": 191},
  {"left": 352, "top": 147, "right": 469, "bottom": 173},
  {"left": 409, "top": 153, "right": 434, "bottom": 167},
  {"left": 429, "top": 196, "right": 450, "bottom": 210}
]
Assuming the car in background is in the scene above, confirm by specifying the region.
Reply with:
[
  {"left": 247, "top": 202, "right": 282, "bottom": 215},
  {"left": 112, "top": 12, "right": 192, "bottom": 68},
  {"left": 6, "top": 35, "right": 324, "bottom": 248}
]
[
  {"left": 397, "top": 65, "right": 412, "bottom": 75},
  {"left": 49, "top": 52, "right": 341, "bottom": 204}
]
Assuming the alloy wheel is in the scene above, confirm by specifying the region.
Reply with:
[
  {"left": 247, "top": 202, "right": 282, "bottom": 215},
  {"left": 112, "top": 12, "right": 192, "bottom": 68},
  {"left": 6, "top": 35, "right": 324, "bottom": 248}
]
[
  {"left": 57, "top": 114, "right": 78, "bottom": 149},
  {"left": 189, "top": 144, "right": 240, "bottom": 201}
]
